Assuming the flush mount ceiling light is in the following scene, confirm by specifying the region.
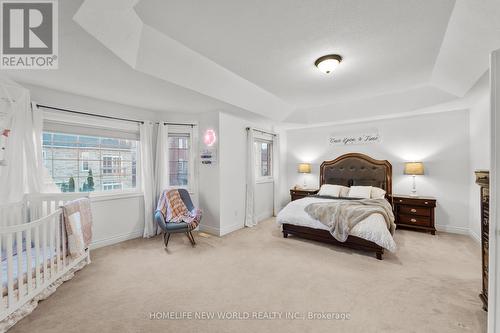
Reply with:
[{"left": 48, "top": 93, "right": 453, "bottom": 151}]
[{"left": 314, "top": 54, "right": 342, "bottom": 74}]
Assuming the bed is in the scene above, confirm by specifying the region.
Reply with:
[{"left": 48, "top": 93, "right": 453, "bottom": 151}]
[{"left": 277, "top": 153, "right": 395, "bottom": 260}]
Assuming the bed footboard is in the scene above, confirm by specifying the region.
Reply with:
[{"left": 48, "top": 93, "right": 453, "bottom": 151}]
[{"left": 282, "top": 223, "right": 384, "bottom": 260}]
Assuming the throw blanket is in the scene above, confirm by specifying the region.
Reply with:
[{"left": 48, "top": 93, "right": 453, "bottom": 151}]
[
  {"left": 305, "top": 198, "right": 395, "bottom": 243},
  {"left": 63, "top": 198, "right": 93, "bottom": 258},
  {"left": 156, "top": 189, "right": 201, "bottom": 230}
]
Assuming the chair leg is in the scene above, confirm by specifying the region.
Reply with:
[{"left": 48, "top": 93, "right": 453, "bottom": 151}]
[
  {"left": 164, "top": 232, "right": 171, "bottom": 247},
  {"left": 186, "top": 231, "right": 196, "bottom": 246}
]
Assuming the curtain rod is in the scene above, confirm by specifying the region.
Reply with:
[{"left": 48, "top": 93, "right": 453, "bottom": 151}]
[
  {"left": 246, "top": 126, "right": 277, "bottom": 137},
  {"left": 37, "top": 104, "right": 197, "bottom": 127},
  {"left": 163, "top": 122, "right": 195, "bottom": 127}
]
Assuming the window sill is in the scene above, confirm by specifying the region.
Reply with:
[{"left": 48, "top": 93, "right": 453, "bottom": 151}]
[{"left": 90, "top": 191, "right": 143, "bottom": 202}]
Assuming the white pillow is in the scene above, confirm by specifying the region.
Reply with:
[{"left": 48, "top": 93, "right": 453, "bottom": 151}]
[
  {"left": 318, "top": 184, "right": 341, "bottom": 197},
  {"left": 371, "top": 187, "right": 386, "bottom": 199},
  {"left": 348, "top": 186, "right": 372, "bottom": 199},
  {"left": 318, "top": 184, "right": 349, "bottom": 197}
]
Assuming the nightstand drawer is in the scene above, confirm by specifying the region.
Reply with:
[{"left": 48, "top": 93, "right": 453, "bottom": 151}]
[
  {"left": 399, "top": 206, "right": 431, "bottom": 217},
  {"left": 394, "top": 197, "right": 435, "bottom": 207},
  {"left": 398, "top": 214, "right": 431, "bottom": 227}
]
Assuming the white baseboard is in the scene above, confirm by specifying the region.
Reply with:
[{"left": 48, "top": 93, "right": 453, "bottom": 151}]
[
  {"left": 90, "top": 229, "right": 143, "bottom": 249},
  {"left": 256, "top": 211, "right": 273, "bottom": 223},
  {"left": 199, "top": 224, "right": 221, "bottom": 236},
  {"left": 220, "top": 222, "right": 243, "bottom": 236},
  {"left": 199, "top": 223, "right": 244, "bottom": 237},
  {"left": 435, "top": 224, "right": 470, "bottom": 235}
]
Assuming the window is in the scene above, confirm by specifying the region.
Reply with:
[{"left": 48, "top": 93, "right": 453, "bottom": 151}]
[
  {"left": 168, "top": 133, "right": 190, "bottom": 187},
  {"left": 81, "top": 152, "right": 89, "bottom": 171},
  {"left": 42, "top": 132, "right": 138, "bottom": 193},
  {"left": 255, "top": 140, "right": 272, "bottom": 180},
  {"left": 102, "top": 181, "right": 123, "bottom": 191},
  {"left": 102, "top": 155, "right": 121, "bottom": 174}
]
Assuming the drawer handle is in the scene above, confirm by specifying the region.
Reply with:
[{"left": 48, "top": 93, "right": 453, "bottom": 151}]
[
  {"left": 410, "top": 209, "right": 417, "bottom": 213},
  {"left": 410, "top": 218, "right": 417, "bottom": 223},
  {"left": 399, "top": 200, "right": 403, "bottom": 203},
  {"left": 424, "top": 202, "right": 428, "bottom": 204}
]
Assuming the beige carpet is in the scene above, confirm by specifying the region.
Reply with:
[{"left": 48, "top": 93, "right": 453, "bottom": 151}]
[{"left": 11, "top": 218, "right": 486, "bottom": 333}]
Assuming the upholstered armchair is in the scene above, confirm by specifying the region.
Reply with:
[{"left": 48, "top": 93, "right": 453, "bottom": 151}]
[{"left": 154, "top": 189, "right": 198, "bottom": 247}]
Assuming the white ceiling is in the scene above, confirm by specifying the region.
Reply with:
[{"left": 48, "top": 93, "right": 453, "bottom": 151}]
[
  {"left": 136, "top": 0, "right": 454, "bottom": 107},
  {"left": 5, "top": 0, "right": 500, "bottom": 124}
]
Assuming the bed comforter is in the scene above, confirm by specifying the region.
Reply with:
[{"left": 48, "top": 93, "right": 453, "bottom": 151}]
[{"left": 276, "top": 196, "right": 397, "bottom": 252}]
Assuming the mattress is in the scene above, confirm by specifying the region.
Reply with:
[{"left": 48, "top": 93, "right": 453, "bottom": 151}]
[{"left": 276, "top": 197, "right": 396, "bottom": 252}]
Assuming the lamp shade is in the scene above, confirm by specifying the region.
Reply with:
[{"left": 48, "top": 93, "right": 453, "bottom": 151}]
[
  {"left": 404, "top": 162, "right": 424, "bottom": 175},
  {"left": 298, "top": 163, "right": 312, "bottom": 173}
]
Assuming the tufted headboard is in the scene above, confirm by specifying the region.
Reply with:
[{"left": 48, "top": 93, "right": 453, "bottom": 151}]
[{"left": 319, "top": 153, "right": 392, "bottom": 197}]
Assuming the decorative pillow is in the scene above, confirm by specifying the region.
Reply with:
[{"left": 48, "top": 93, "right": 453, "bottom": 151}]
[
  {"left": 348, "top": 186, "right": 372, "bottom": 199},
  {"left": 371, "top": 187, "right": 386, "bottom": 199},
  {"left": 318, "top": 184, "right": 342, "bottom": 197},
  {"left": 339, "top": 186, "right": 350, "bottom": 197}
]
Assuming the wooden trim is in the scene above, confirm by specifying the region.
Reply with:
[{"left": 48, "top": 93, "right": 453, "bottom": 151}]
[{"left": 319, "top": 152, "right": 393, "bottom": 197}]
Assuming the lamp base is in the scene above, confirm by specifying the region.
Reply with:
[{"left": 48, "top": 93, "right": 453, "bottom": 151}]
[{"left": 410, "top": 175, "right": 418, "bottom": 197}]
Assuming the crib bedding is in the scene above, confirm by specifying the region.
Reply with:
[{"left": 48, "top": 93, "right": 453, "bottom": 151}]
[{"left": 276, "top": 196, "right": 397, "bottom": 252}]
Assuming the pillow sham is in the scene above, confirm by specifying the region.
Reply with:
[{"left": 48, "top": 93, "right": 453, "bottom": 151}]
[
  {"left": 371, "top": 187, "right": 386, "bottom": 199},
  {"left": 318, "top": 184, "right": 348, "bottom": 197},
  {"left": 348, "top": 186, "right": 372, "bottom": 199}
]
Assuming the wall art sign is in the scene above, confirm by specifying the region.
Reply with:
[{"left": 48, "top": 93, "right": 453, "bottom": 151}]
[
  {"left": 328, "top": 131, "right": 381, "bottom": 146},
  {"left": 200, "top": 148, "right": 217, "bottom": 165}
]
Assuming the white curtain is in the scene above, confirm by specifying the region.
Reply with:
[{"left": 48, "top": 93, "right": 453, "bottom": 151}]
[
  {"left": 244, "top": 128, "right": 257, "bottom": 227},
  {"left": 154, "top": 123, "right": 169, "bottom": 202},
  {"left": 189, "top": 125, "right": 198, "bottom": 194},
  {"left": 272, "top": 133, "right": 280, "bottom": 216},
  {"left": 0, "top": 80, "right": 44, "bottom": 204},
  {"left": 140, "top": 122, "right": 157, "bottom": 238}
]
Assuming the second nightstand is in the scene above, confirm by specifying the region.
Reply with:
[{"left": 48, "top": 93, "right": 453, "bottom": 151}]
[
  {"left": 392, "top": 195, "right": 437, "bottom": 235},
  {"left": 290, "top": 188, "right": 319, "bottom": 201}
]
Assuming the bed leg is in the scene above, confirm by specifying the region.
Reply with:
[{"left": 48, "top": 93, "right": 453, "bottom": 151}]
[
  {"left": 283, "top": 231, "right": 288, "bottom": 238},
  {"left": 376, "top": 252, "right": 383, "bottom": 260}
]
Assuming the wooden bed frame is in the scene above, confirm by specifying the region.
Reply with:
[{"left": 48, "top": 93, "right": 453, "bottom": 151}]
[{"left": 282, "top": 153, "right": 393, "bottom": 260}]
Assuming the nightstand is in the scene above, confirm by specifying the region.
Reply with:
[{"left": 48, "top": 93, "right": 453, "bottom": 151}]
[
  {"left": 290, "top": 188, "right": 319, "bottom": 201},
  {"left": 392, "top": 195, "right": 436, "bottom": 234}
]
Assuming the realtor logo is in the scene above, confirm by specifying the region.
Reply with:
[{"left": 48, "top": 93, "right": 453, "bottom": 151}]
[{"left": 1, "top": 0, "right": 58, "bottom": 69}]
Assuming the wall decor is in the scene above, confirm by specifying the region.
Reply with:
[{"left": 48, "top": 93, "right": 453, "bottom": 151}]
[
  {"left": 200, "top": 148, "right": 217, "bottom": 165},
  {"left": 0, "top": 127, "right": 10, "bottom": 166},
  {"left": 203, "top": 129, "right": 217, "bottom": 147},
  {"left": 328, "top": 131, "right": 381, "bottom": 146}
]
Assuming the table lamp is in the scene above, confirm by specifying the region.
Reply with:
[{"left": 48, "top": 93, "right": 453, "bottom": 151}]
[
  {"left": 298, "top": 163, "right": 311, "bottom": 188},
  {"left": 404, "top": 162, "right": 424, "bottom": 196}
]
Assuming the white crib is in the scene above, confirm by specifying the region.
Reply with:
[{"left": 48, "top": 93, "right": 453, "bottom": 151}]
[{"left": 0, "top": 193, "right": 90, "bottom": 324}]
